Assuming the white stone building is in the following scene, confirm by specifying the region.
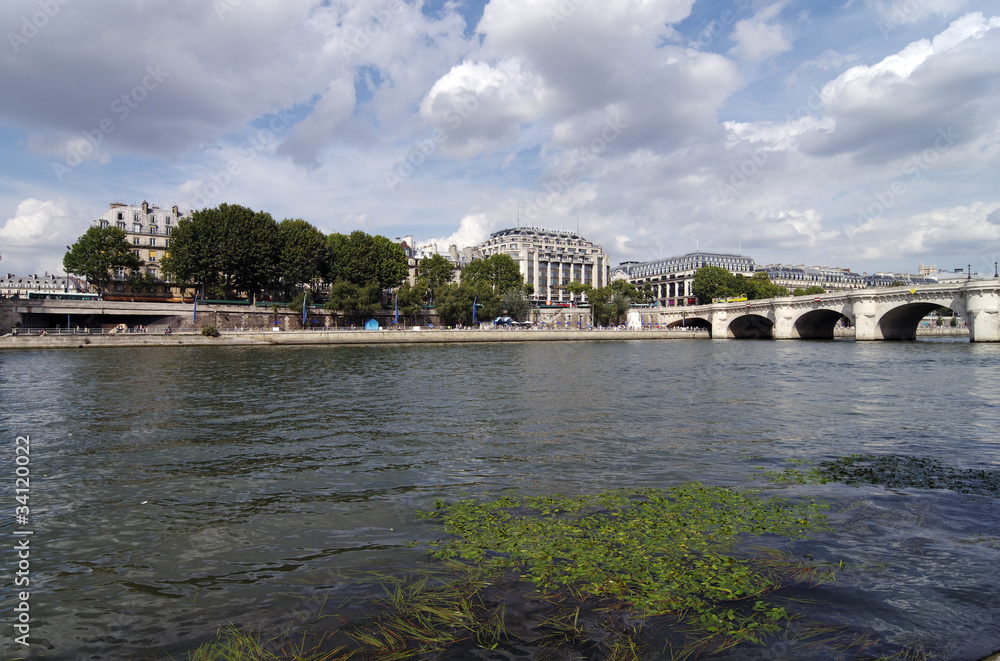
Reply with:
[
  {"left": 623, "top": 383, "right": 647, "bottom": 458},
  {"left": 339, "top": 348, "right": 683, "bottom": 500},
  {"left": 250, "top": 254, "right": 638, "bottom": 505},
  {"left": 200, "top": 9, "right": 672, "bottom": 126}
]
[
  {"left": 475, "top": 227, "right": 610, "bottom": 303},
  {"left": 613, "top": 252, "right": 756, "bottom": 307},
  {"left": 93, "top": 201, "right": 192, "bottom": 291}
]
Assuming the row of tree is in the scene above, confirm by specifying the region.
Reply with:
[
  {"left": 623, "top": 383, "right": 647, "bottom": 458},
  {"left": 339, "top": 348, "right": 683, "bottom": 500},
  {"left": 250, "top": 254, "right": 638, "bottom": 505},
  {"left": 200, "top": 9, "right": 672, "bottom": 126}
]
[
  {"left": 64, "top": 203, "right": 819, "bottom": 323},
  {"left": 690, "top": 266, "right": 826, "bottom": 304},
  {"left": 63, "top": 204, "right": 411, "bottom": 302}
]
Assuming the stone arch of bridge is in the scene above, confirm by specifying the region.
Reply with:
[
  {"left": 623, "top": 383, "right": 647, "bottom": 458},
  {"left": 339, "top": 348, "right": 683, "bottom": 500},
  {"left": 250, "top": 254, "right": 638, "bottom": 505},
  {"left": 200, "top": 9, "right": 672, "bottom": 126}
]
[
  {"left": 727, "top": 313, "right": 774, "bottom": 339},
  {"left": 792, "top": 308, "right": 852, "bottom": 339},
  {"left": 664, "top": 316, "right": 711, "bottom": 331},
  {"left": 877, "top": 300, "right": 968, "bottom": 340}
]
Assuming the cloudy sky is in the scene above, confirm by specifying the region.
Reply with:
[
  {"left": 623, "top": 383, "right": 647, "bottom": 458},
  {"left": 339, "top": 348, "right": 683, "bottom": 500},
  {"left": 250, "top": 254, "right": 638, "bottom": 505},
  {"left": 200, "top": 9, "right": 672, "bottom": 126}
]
[{"left": 1, "top": 0, "right": 998, "bottom": 277}]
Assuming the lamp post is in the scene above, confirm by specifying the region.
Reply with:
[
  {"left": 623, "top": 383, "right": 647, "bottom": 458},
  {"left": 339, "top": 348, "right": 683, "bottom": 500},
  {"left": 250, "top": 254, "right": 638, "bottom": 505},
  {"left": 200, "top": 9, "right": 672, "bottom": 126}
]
[
  {"left": 472, "top": 296, "right": 478, "bottom": 325},
  {"left": 995, "top": 261, "right": 998, "bottom": 278}
]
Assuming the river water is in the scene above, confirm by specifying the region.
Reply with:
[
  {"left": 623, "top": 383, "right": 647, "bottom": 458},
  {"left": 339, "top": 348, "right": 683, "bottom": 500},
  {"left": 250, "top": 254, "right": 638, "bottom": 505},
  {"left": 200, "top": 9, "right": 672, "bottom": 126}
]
[{"left": 1, "top": 338, "right": 999, "bottom": 660}]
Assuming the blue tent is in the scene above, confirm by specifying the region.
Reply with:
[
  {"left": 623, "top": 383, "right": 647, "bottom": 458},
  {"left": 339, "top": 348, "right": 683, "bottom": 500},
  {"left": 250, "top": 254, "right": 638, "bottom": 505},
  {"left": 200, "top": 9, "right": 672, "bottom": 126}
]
[{"left": 364, "top": 318, "right": 379, "bottom": 330}]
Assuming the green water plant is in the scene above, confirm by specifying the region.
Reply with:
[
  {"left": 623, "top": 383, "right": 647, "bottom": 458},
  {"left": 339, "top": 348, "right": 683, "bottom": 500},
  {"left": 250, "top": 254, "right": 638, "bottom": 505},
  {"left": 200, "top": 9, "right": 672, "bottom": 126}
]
[
  {"left": 759, "top": 454, "right": 1000, "bottom": 496},
  {"left": 419, "top": 484, "right": 828, "bottom": 651}
]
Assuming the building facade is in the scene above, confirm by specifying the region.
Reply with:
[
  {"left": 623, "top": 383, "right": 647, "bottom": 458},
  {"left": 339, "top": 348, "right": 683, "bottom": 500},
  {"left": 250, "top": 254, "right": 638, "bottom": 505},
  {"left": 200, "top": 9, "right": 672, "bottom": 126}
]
[
  {"left": 94, "top": 201, "right": 192, "bottom": 293},
  {"left": 613, "top": 252, "right": 756, "bottom": 307},
  {"left": 475, "top": 227, "right": 610, "bottom": 303},
  {"left": 758, "top": 264, "right": 865, "bottom": 291},
  {"left": 1, "top": 273, "right": 90, "bottom": 299}
]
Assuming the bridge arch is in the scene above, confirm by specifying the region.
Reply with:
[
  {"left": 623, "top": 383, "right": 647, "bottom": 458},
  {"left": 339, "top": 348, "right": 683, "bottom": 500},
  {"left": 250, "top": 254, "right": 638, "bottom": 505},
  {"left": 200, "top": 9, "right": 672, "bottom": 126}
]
[
  {"left": 664, "top": 316, "right": 711, "bottom": 331},
  {"left": 877, "top": 301, "right": 968, "bottom": 340},
  {"left": 793, "top": 308, "right": 852, "bottom": 340},
  {"left": 727, "top": 314, "right": 774, "bottom": 339}
]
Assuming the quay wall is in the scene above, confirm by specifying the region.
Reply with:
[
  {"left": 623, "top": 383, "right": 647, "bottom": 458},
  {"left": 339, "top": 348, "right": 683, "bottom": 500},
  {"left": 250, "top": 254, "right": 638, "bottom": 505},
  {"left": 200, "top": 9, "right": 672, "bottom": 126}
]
[{"left": 0, "top": 328, "right": 709, "bottom": 350}]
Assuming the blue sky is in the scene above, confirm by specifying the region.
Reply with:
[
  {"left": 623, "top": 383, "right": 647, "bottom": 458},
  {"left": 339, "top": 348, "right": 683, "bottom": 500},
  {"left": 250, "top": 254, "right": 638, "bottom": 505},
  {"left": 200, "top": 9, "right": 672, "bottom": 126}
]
[{"left": 1, "top": 0, "right": 999, "bottom": 278}]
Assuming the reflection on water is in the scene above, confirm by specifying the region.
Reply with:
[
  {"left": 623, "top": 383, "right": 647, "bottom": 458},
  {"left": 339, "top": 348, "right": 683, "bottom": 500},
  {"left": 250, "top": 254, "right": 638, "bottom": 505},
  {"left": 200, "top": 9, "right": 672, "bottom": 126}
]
[{"left": 1, "top": 339, "right": 999, "bottom": 659}]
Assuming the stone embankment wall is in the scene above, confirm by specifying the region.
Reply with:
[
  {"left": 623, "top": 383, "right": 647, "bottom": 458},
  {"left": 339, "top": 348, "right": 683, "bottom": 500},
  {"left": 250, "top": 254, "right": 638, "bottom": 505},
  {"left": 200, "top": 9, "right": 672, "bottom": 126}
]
[{"left": 0, "top": 327, "right": 709, "bottom": 349}]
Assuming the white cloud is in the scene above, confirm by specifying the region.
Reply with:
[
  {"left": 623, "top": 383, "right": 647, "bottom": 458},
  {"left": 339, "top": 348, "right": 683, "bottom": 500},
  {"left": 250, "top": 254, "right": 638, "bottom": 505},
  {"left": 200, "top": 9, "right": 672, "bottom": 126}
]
[
  {"left": 729, "top": 2, "right": 793, "bottom": 62},
  {"left": 868, "top": 0, "right": 967, "bottom": 29},
  {"left": 0, "top": 198, "right": 82, "bottom": 274},
  {"left": 419, "top": 59, "right": 545, "bottom": 158},
  {"left": 804, "top": 12, "right": 1000, "bottom": 162},
  {"left": 419, "top": 212, "right": 496, "bottom": 252}
]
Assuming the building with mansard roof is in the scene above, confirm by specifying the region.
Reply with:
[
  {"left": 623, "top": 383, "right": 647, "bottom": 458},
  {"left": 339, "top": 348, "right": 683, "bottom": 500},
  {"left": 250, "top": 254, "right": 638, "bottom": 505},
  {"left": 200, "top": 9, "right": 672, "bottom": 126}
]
[
  {"left": 93, "top": 201, "right": 192, "bottom": 294},
  {"left": 475, "top": 227, "right": 610, "bottom": 304},
  {"left": 612, "top": 252, "right": 756, "bottom": 307}
]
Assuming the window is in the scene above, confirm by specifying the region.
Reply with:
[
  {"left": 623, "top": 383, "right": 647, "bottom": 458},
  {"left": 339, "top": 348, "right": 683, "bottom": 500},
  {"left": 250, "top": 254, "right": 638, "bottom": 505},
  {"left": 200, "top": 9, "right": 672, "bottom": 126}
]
[
  {"left": 133, "top": 238, "right": 140, "bottom": 245},
  {"left": 149, "top": 238, "right": 156, "bottom": 247},
  {"left": 165, "top": 240, "right": 170, "bottom": 249},
  {"left": 134, "top": 214, "right": 140, "bottom": 222},
  {"left": 117, "top": 212, "right": 123, "bottom": 220},
  {"left": 117, "top": 222, "right": 126, "bottom": 230},
  {"left": 149, "top": 251, "right": 157, "bottom": 262},
  {"left": 165, "top": 216, "right": 172, "bottom": 224},
  {"left": 166, "top": 227, "right": 172, "bottom": 235},
  {"left": 150, "top": 226, "right": 157, "bottom": 235},
  {"left": 132, "top": 250, "right": 140, "bottom": 258},
  {"left": 133, "top": 224, "right": 142, "bottom": 233}
]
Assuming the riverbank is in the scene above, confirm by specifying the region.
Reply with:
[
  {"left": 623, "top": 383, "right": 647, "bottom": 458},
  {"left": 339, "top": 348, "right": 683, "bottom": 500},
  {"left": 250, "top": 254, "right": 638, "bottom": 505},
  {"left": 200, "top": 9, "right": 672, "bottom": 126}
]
[{"left": 0, "top": 327, "right": 710, "bottom": 349}]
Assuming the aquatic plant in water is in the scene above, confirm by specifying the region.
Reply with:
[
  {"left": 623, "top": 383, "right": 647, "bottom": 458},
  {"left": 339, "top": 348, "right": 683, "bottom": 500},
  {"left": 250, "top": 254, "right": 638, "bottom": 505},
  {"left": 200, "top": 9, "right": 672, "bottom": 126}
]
[
  {"left": 761, "top": 453, "right": 1000, "bottom": 496},
  {"left": 416, "top": 484, "right": 829, "bottom": 655}
]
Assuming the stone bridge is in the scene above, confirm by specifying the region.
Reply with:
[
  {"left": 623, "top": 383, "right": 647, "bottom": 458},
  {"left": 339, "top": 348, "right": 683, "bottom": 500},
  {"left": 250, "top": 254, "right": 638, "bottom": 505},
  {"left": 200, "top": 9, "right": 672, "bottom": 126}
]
[{"left": 639, "top": 280, "right": 1000, "bottom": 341}]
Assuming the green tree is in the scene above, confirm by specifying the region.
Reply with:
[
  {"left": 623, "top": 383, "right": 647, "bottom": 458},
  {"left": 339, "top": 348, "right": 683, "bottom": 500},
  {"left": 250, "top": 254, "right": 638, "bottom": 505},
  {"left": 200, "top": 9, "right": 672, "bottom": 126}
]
[
  {"left": 434, "top": 282, "right": 478, "bottom": 326},
  {"left": 608, "top": 291, "right": 632, "bottom": 326},
  {"left": 610, "top": 279, "right": 640, "bottom": 300},
  {"left": 692, "top": 267, "right": 787, "bottom": 303},
  {"left": 277, "top": 219, "right": 330, "bottom": 298},
  {"left": 461, "top": 254, "right": 524, "bottom": 295},
  {"left": 395, "top": 281, "right": 424, "bottom": 325},
  {"left": 327, "top": 231, "right": 407, "bottom": 293},
  {"left": 324, "top": 280, "right": 381, "bottom": 326},
  {"left": 63, "top": 226, "right": 143, "bottom": 295},
  {"left": 161, "top": 203, "right": 279, "bottom": 299},
  {"left": 692, "top": 266, "right": 739, "bottom": 304},
  {"left": 742, "top": 271, "right": 788, "bottom": 300},
  {"left": 501, "top": 288, "right": 531, "bottom": 321},
  {"left": 791, "top": 285, "right": 826, "bottom": 296},
  {"left": 129, "top": 270, "right": 157, "bottom": 294},
  {"left": 418, "top": 254, "right": 455, "bottom": 292}
]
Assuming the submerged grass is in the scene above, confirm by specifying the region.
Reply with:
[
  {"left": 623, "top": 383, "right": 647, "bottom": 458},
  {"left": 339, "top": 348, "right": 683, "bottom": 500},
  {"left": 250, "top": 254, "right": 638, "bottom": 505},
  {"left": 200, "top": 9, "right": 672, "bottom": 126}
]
[
  {"left": 759, "top": 453, "right": 1000, "bottom": 496},
  {"left": 188, "top": 478, "right": 945, "bottom": 660}
]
